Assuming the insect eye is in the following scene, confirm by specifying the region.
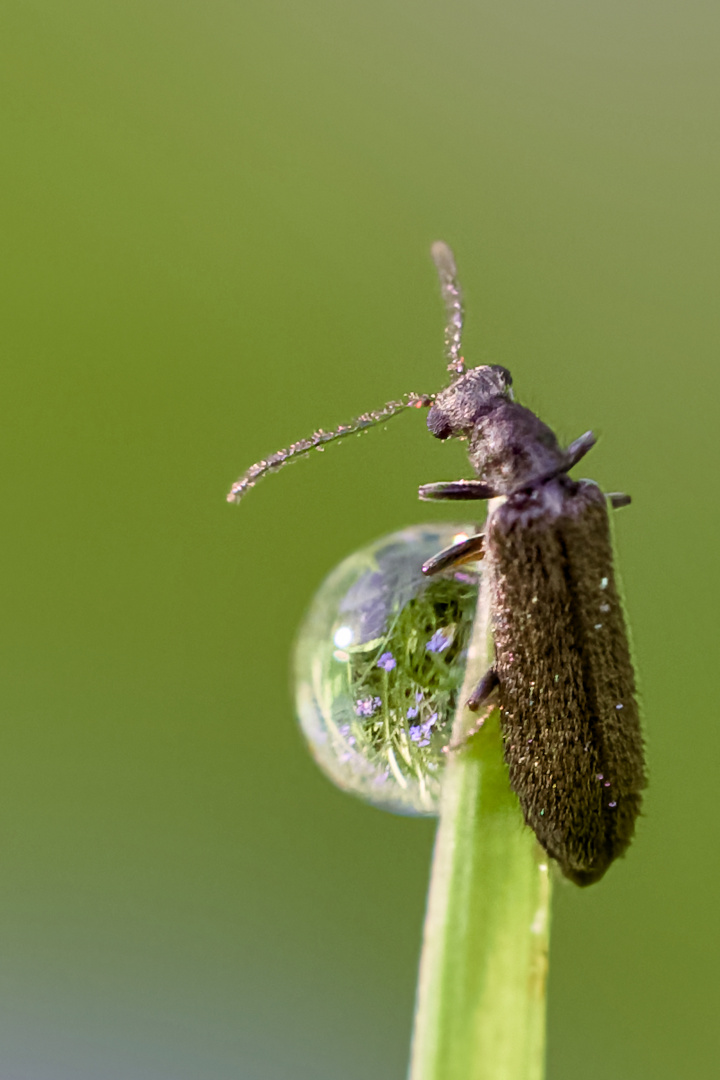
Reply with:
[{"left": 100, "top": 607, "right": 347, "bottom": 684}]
[
  {"left": 426, "top": 405, "right": 453, "bottom": 439},
  {"left": 492, "top": 364, "right": 513, "bottom": 389},
  {"left": 294, "top": 524, "right": 481, "bottom": 815}
]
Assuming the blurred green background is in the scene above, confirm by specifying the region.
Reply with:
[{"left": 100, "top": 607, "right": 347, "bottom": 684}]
[{"left": 0, "top": 1, "right": 718, "bottom": 1077}]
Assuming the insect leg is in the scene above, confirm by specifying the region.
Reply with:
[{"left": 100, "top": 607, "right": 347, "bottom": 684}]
[
  {"left": 443, "top": 666, "right": 499, "bottom": 753},
  {"left": 443, "top": 703, "right": 496, "bottom": 753},
  {"left": 418, "top": 479, "right": 498, "bottom": 501},
  {"left": 467, "top": 664, "right": 500, "bottom": 711},
  {"left": 564, "top": 430, "right": 597, "bottom": 469},
  {"left": 607, "top": 492, "right": 632, "bottom": 509},
  {"left": 422, "top": 532, "right": 485, "bottom": 576},
  {"left": 508, "top": 433, "right": 598, "bottom": 494}
]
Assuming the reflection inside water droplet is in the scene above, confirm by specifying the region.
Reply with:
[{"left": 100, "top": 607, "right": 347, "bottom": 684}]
[{"left": 293, "top": 524, "right": 481, "bottom": 816}]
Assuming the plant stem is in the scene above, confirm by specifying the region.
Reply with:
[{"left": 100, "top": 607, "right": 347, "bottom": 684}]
[{"left": 408, "top": 530, "right": 552, "bottom": 1080}]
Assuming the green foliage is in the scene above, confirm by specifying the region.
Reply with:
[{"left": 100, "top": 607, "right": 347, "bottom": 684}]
[
  {"left": 409, "top": 573, "right": 551, "bottom": 1080},
  {"left": 343, "top": 574, "right": 479, "bottom": 780}
]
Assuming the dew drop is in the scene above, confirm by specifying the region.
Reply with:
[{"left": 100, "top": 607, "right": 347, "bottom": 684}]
[{"left": 294, "top": 524, "right": 480, "bottom": 815}]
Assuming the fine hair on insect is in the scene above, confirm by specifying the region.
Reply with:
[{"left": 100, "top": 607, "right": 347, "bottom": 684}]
[{"left": 228, "top": 243, "right": 646, "bottom": 886}]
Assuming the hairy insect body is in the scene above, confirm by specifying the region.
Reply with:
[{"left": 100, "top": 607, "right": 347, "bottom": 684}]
[
  {"left": 428, "top": 367, "right": 566, "bottom": 492},
  {"left": 487, "top": 479, "right": 644, "bottom": 885},
  {"left": 471, "top": 404, "right": 563, "bottom": 489},
  {"left": 426, "top": 368, "right": 646, "bottom": 883},
  {"left": 229, "top": 241, "right": 646, "bottom": 885}
]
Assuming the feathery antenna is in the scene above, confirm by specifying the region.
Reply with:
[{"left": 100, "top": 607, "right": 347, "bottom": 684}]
[
  {"left": 225, "top": 242, "right": 467, "bottom": 503},
  {"left": 431, "top": 241, "right": 465, "bottom": 377},
  {"left": 227, "top": 392, "right": 432, "bottom": 503}
]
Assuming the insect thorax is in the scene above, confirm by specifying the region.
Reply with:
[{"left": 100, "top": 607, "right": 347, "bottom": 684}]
[
  {"left": 427, "top": 366, "right": 567, "bottom": 493},
  {"left": 467, "top": 402, "right": 566, "bottom": 492}
]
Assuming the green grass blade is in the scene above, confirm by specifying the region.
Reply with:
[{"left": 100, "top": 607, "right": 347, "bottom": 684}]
[{"left": 408, "top": 554, "right": 552, "bottom": 1080}]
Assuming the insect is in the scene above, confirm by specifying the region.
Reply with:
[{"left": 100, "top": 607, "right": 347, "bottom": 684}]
[{"left": 228, "top": 243, "right": 646, "bottom": 885}]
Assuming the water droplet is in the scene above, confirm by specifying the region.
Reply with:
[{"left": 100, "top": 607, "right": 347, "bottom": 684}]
[{"left": 294, "top": 524, "right": 480, "bottom": 815}]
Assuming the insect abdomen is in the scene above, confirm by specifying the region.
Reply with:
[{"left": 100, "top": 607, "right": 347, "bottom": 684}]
[{"left": 488, "top": 478, "right": 645, "bottom": 885}]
